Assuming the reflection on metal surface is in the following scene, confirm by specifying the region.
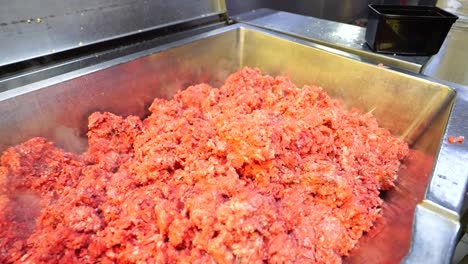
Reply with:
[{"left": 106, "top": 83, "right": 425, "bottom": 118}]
[
  {"left": 0, "top": 0, "right": 226, "bottom": 67},
  {"left": 234, "top": 9, "right": 431, "bottom": 73},
  {"left": 332, "top": 23, "right": 362, "bottom": 43},
  {"left": 422, "top": 1, "right": 468, "bottom": 86},
  {"left": 0, "top": 24, "right": 466, "bottom": 263},
  {"left": 426, "top": 82, "right": 468, "bottom": 213},
  {"left": 403, "top": 202, "right": 460, "bottom": 264},
  {"left": 226, "top": 0, "right": 377, "bottom": 23},
  {"left": 437, "top": 0, "right": 468, "bottom": 22}
]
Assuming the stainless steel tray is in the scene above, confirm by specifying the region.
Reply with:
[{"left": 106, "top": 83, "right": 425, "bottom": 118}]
[{"left": 0, "top": 24, "right": 466, "bottom": 263}]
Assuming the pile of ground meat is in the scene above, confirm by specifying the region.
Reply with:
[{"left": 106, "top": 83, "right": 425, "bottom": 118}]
[{"left": 0, "top": 67, "right": 409, "bottom": 263}]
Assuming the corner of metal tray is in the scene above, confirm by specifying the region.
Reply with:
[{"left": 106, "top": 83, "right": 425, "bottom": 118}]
[{"left": 403, "top": 200, "right": 461, "bottom": 264}]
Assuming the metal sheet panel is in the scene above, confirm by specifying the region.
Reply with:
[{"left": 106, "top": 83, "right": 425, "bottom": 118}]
[
  {"left": 0, "top": 22, "right": 226, "bottom": 93},
  {"left": 0, "top": 0, "right": 226, "bottom": 67}
]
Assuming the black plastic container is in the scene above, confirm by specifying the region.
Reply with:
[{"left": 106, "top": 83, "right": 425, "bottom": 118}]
[{"left": 365, "top": 5, "right": 458, "bottom": 55}]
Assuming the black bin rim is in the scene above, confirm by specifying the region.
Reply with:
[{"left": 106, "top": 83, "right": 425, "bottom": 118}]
[{"left": 368, "top": 4, "right": 459, "bottom": 21}]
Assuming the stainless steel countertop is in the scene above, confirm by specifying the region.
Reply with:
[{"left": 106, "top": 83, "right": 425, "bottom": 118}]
[
  {"left": 233, "top": 9, "right": 431, "bottom": 73},
  {"left": 422, "top": 0, "right": 468, "bottom": 86}
]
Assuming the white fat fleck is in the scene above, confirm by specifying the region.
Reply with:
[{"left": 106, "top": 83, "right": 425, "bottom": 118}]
[
  {"left": 229, "top": 201, "right": 254, "bottom": 212},
  {"left": 157, "top": 241, "right": 163, "bottom": 248},
  {"left": 20, "top": 254, "right": 29, "bottom": 261}
]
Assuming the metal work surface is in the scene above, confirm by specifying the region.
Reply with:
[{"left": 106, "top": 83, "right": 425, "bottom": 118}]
[
  {"left": 234, "top": 9, "right": 431, "bottom": 73},
  {"left": 225, "top": 0, "right": 437, "bottom": 19},
  {"left": 0, "top": 0, "right": 226, "bottom": 67},
  {"left": 226, "top": 0, "right": 379, "bottom": 23},
  {"left": 437, "top": 0, "right": 468, "bottom": 23},
  {"left": 422, "top": 0, "right": 468, "bottom": 86},
  {"left": 0, "top": 24, "right": 467, "bottom": 263}
]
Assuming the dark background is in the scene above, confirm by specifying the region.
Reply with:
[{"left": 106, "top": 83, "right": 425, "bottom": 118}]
[{"left": 226, "top": 0, "right": 438, "bottom": 23}]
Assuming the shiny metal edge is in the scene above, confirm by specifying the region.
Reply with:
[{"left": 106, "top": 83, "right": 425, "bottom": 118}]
[
  {"left": 1, "top": 23, "right": 467, "bottom": 263},
  {"left": 403, "top": 201, "right": 461, "bottom": 264},
  {"left": 381, "top": 69, "right": 468, "bottom": 213},
  {"left": 398, "top": 74, "right": 468, "bottom": 263},
  {"left": 233, "top": 9, "right": 431, "bottom": 73}
]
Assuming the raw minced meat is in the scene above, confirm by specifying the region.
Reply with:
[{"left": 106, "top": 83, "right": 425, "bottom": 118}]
[{"left": 0, "top": 67, "right": 409, "bottom": 263}]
